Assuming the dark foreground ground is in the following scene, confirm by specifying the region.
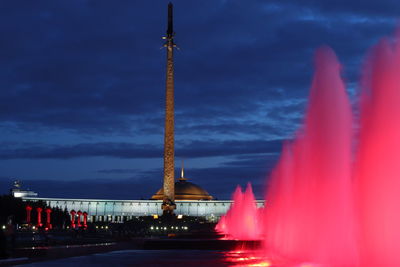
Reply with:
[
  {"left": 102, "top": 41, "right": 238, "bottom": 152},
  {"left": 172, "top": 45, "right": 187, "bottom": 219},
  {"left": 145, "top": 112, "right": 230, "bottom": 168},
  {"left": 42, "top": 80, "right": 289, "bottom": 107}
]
[
  {"left": 0, "top": 218, "right": 262, "bottom": 266},
  {"left": 0, "top": 215, "right": 221, "bottom": 264},
  {"left": 13, "top": 249, "right": 270, "bottom": 267},
  {"left": 0, "top": 239, "right": 262, "bottom": 266}
]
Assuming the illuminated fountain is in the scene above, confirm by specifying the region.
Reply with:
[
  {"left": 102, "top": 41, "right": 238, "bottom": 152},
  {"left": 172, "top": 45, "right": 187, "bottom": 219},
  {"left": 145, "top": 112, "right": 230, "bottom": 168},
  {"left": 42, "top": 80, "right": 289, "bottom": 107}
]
[
  {"left": 216, "top": 183, "right": 260, "bottom": 240},
  {"left": 355, "top": 31, "right": 400, "bottom": 266},
  {"left": 219, "top": 30, "right": 400, "bottom": 266},
  {"left": 263, "top": 46, "right": 358, "bottom": 266}
]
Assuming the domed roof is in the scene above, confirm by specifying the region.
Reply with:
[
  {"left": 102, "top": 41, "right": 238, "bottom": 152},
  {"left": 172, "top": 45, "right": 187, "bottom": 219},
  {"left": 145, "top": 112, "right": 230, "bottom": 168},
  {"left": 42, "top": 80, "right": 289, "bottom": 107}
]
[{"left": 151, "top": 179, "right": 213, "bottom": 201}]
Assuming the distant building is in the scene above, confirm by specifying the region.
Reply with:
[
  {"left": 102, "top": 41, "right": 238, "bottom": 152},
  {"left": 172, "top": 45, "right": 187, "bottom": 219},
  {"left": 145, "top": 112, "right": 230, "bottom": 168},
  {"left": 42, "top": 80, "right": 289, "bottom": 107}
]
[
  {"left": 21, "top": 196, "right": 264, "bottom": 223},
  {"left": 10, "top": 180, "right": 38, "bottom": 198},
  {"left": 152, "top": 164, "right": 214, "bottom": 201},
  {"left": 16, "top": 162, "right": 264, "bottom": 222}
]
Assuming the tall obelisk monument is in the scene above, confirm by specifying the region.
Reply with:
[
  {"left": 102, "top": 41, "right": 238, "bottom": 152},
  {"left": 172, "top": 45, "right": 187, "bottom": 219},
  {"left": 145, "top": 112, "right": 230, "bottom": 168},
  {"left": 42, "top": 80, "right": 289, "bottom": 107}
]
[{"left": 162, "top": 2, "right": 177, "bottom": 214}]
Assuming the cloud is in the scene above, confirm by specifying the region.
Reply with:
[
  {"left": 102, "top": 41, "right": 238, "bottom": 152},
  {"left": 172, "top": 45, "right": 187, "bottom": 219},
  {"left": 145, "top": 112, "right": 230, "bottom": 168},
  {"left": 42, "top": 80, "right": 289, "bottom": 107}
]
[
  {"left": 0, "top": 177, "right": 159, "bottom": 200},
  {"left": 0, "top": 151, "right": 275, "bottom": 200},
  {"left": 0, "top": 139, "right": 282, "bottom": 160},
  {"left": 272, "top": 0, "right": 400, "bottom": 18},
  {"left": 0, "top": 0, "right": 395, "bottom": 136},
  {"left": 96, "top": 168, "right": 137, "bottom": 174}
]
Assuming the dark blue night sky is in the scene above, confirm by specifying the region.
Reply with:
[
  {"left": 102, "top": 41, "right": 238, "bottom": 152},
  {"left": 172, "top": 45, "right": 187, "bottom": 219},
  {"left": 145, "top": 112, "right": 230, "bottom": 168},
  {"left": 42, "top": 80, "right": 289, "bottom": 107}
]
[{"left": 0, "top": 0, "right": 398, "bottom": 199}]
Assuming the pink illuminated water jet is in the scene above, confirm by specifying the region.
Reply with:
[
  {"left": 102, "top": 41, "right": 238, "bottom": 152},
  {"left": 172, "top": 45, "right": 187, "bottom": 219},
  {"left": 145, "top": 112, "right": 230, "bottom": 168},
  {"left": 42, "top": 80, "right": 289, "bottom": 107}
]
[
  {"left": 263, "top": 46, "right": 358, "bottom": 266},
  {"left": 216, "top": 183, "right": 260, "bottom": 240},
  {"left": 355, "top": 31, "right": 400, "bottom": 266},
  {"left": 219, "top": 30, "right": 400, "bottom": 267}
]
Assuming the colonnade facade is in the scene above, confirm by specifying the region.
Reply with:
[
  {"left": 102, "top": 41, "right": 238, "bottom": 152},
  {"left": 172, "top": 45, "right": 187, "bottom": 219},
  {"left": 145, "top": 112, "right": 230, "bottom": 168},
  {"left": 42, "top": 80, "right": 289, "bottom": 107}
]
[{"left": 22, "top": 197, "right": 265, "bottom": 222}]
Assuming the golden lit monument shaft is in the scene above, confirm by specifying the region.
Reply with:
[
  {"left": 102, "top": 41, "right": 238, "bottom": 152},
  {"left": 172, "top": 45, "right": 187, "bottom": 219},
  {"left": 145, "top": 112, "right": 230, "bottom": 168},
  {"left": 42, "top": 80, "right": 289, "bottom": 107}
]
[
  {"left": 162, "top": 2, "right": 176, "bottom": 213},
  {"left": 151, "top": 3, "right": 213, "bottom": 203}
]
